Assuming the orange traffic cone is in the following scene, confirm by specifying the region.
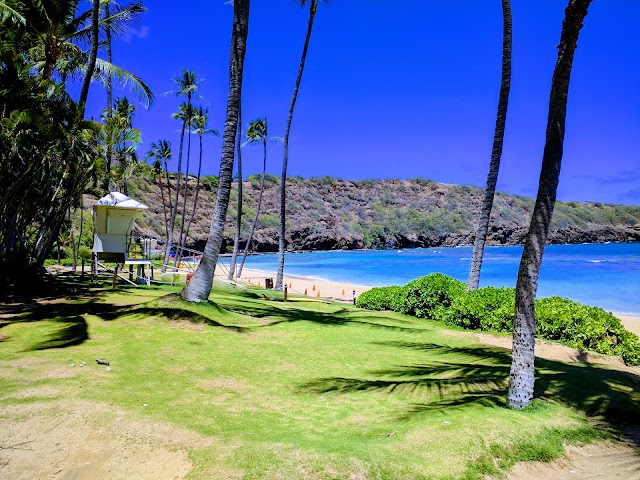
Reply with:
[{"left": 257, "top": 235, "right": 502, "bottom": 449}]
[
  {"left": 258, "top": 281, "right": 261, "bottom": 287},
  {"left": 342, "top": 289, "right": 345, "bottom": 295},
  {"left": 304, "top": 288, "right": 308, "bottom": 295},
  {"left": 312, "top": 284, "right": 316, "bottom": 291},
  {"left": 316, "top": 290, "right": 320, "bottom": 298},
  {"left": 289, "top": 282, "right": 292, "bottom": 288}
]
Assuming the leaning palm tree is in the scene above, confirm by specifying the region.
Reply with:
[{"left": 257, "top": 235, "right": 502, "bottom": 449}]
[
  {"left": 78, "top": 0, "right": 99, "bottom": 114},
  {"left": 507, "top": 0, "right": 593, "bottom": 409},
  {"left": 181, "top": 0, "right": 250, "bottom": 302},
  {"left": 237, "top": 117, "right": 267, "bottom": 278},
  {"left": 467, "top": 0, "right": 512, "bottom": 291},
  {"left": 276, "top": 0, "right": 331, "bottom": 289},
  {"left": 184, "top": 107, "right": 219, "bottom": 246}
]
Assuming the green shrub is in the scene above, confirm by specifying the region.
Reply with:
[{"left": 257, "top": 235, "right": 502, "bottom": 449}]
[
  {"left": 401, "top": 273, "right": 465, "bottom": 321},
  {"left": 536, "top": 297, "right": 640, "bottom": 366},
  {"left": 356, "top": 286, "right": 405, "bottom": 312},
  {"left": 446, "top": 287, "right": 515, "bottom": 331},
  {"left": 201, "top": 175, "right": 219, "bottom": 191}
]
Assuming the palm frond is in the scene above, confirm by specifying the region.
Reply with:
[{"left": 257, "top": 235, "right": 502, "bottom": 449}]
[
  {"left": 0, "top": 1, "right": 26, "bottom": 25},
  {"left": 94, "top": 57, "right": 153, "bottom": 107}
]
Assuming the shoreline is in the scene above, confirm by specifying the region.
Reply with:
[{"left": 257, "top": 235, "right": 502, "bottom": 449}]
[{"left": 232, "top": 267, "right": 640, "bottom": 336}]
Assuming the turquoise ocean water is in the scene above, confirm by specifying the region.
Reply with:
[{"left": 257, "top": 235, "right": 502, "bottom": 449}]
[{"left": 234, "top": 243, "right": 640, "bottom": 315}]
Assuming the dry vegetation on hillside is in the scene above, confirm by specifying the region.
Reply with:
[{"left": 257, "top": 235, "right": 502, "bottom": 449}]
[{"left": 117, "top": 173, "right": 640, "bottom": 252}]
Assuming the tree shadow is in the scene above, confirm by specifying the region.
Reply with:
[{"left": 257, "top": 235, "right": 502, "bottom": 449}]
[
  {"left": 300, "top": 341, "right": 640, "bottom": 427},
  {"left": 1, "top": 290, "right": 250, "bottom": 348},
  {"left": 30, "top": 316, "right": 89, "bottom": 351},
  {"left": 218, "top": 299, "right": 429, "bottom": 333}
]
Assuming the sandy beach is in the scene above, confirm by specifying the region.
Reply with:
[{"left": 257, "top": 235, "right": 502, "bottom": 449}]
[{"left": 236, "top": 267, "right": 373, "bottom": 303}]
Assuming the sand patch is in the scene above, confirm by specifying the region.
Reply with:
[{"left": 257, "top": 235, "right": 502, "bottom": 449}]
[
  {"left": 504, "top": 440, "right": 640, "bottom": 480},
  {"left": 0, "top": 400, "right": 213, "bottom": 479},
  {"left": 619, "top": 315, "right": 640, "bottom": 337},
  {"left": 447, "top": 330, "right": 640, "bottom": 373}
]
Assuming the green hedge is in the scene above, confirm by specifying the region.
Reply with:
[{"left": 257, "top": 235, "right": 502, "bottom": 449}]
[
  {"left": 536, "top": 297, "right": 640, "bottom": 366},
  {"left": 401, "top": 273, "right": 466, "bottom": 321},
  {"left": 356, "top": 273, "right": 640, "bottom": 366},
  {"left": 356, "top": 286, "right": 405, "bottom": 312},
  {"left": 446, "top": 287, "right": 515, "bottom": 331}
]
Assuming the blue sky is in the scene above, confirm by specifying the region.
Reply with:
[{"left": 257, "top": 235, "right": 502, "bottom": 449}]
[{"left": 84, "top": 1, "right": 640, "bottom": 205}]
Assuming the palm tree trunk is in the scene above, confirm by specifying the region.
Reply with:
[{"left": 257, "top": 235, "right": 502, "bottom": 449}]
[
  {"left": 238, "top": 139, "right": 266, "bottom": 278},
  {"left": 507, "top": 0, "right": 592, "bottom": 409},
  {"left": 181, "top": 0, "right": 250, "bottom": 302},
  {"left": 161, "top": 157, "right": 172, "bottom": 271},
  {"left": 164, "top": 121, "right": 187, "bottom": 269},
  {"left": 177, "top": 117, "right": 193, "bottom": 263},
  {"left": 159, "top": 172, "right": 169, "bottom": 240},
  {"left": 78, "top": 0, "right": 100, "bottom": 115},
  {"left": 277, "top": 0, "right": 318, "bottom": 289},
  {"left": 228, "top": 112, "right": 243, "bottom": 280},
  {"left": 467, "top": 0, "right": 512, "bottom": 291},
  {"left": 184, "top": 132, "right": 205, "bottom": 247},
  {"left": 105, "top": 2, "right": 114, "bottom": 177}
]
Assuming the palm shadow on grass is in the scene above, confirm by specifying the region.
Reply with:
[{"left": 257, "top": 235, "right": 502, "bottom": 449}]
[
  {"left": 216, "top": 296, "right": 429, "bottom": 333},
  {"left": 301, "top": 340, "right": 640, "bottom": 433},
  {"left": 1, "top": 291, "right": 250, "bottom": 351}
]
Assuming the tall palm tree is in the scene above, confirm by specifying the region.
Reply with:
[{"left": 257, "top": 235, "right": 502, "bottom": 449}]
[
  {"left": 228, "top": 110, "right": 243, "bottom": 280},
  {"left": 164, "top": 71, "right": 201, "bottom": 268},
  {"left": 112, "top": 97, "right": 141, "bottom": 194},
  {"left": 237, "top": 117, "right": 267, "bottom": 278},
  {"left": 467, "top": 0, "right": 512, "bottom": 291},
  {"left": 181, "top": 0, "right": 250, "bottom": 302},
  {"left": 507, "top": 0, "right": 592, "bottom": 409},
  {"left": 78, "top": 0, "right": 99, "bottom": 114},
  {"left": 276, "top": 0, "right": 330, "bottom": 289},
  {"left": 21, "top": 0, "right": 151, "bottom": 104},
  {"left": 177, "top": 104, "right": 197, "bottom": 262},
  {"left": 184, "top": 107, "right": 219, "bottom": 246},
  {"left": 104, "top": 1, "right": 113, "bottom": 178},
  {"left": 147, "top": 140, "right": 172, "bottom": 241}
]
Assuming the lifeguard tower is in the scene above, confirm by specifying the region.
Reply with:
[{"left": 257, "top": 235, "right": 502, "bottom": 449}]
[{"left": 92, "top": 191, "right": 153, "bottom": 285}]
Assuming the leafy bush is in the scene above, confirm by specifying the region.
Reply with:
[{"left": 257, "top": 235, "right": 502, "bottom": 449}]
[
  {"left": 401, "top": 273, "right": 465, "bottom": 321},
  {"left": 356, "top": 275, "right": 640, "bottom": 366},
  {"left": 536, "top": 297, "right": 640, "bottom": 366},
  {"left": 446, "top": 287, "right": 515, "bottom": 331},
  {"left": 201, "top": 175, "right": 219, "bottom": 191},
  {"left": 356, "top": 286, "right": 405, "bottom": 312}
]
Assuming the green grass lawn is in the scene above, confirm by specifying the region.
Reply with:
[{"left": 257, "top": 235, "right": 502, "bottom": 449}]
[{"left": 1, "top": 277, "right": 638, "bottom": 479}]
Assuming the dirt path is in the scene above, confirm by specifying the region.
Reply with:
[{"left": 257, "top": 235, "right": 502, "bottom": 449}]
[{"left": 0, "top": 400, "right": 212, "bottom": 480}]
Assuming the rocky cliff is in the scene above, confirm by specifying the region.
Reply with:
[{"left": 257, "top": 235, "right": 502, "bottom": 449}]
[{"left": 121, "top": 174, "right": 640, "bottom": 252}]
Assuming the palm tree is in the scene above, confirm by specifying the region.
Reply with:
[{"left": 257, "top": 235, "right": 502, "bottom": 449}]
[
  {"left": 228, "top": 111, "right": 244, "bottom": 280},
  {"left": 112, "top": 97, "right": 141, "bottom": 194},
  {"left": 507, "top": 0, "right": 593, "bottom": 409},
  {"left": 164, "top": 71, "right": 201, "bottom": 268},
  {"left": 176, "top": 104, "right": 197, "bottom": 262},
  {"left": 237, "top": 117, "right": 267, "bottom": 278},
  {"left": 22, "top": 0, "right": 152, "bottom": 104},
  {"left": 147, "top": 140, "right": 172, "bottom": 242},
  {"left": 104, "top": 1, "right": 113, "bottom": 178},
  {"left": 184, "top": 108, "right": 219, "bottom": 246},
  {"left": 78, "top": 0, "right": 99, "bottom": 114},
  {"left": 181, "top": 0, "right": 250, "bottom": 302},
  {"left": 276, "top": 0, "right": 330, "bottom": 289},
  {"left": 467, "top": 0, "right": 512, "bottom": 291}
]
